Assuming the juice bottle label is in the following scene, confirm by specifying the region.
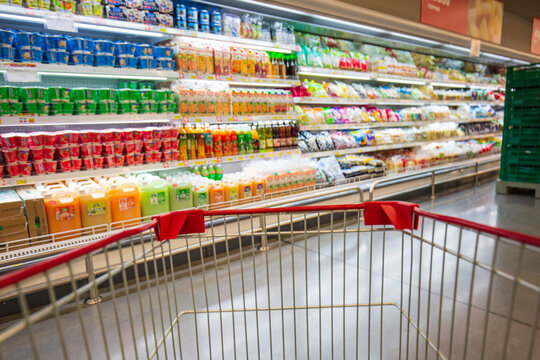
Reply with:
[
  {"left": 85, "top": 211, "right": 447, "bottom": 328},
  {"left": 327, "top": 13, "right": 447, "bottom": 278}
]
[
  {"left": 244, "top": 186, "right": 251, "bottom": 197},
  {"left": 150, "top": 192, "right": 166, "bottom": 205},
  {"left": 256, "top": 183, "right": 264, "bottom": 195},
  {"left": 229, "top": 189, "right": 238, "bottom": 201},
  {"left": 87, "top": 201, "right": 106, "bottom": 216},
  {"left": 119, "top": 196, "right": 136, "bottom": 211},
  {"left": 198, "top": 192, "right": 208, "bottom": 205},
  {"left": 55, "top": 206, "right": 75, "bottom": 221},
  {"left": 214, "top": 190, "right": 224, "bottom": 202},
  {"left": 176, "top": 189, "right": 191, "bottom": 201}
]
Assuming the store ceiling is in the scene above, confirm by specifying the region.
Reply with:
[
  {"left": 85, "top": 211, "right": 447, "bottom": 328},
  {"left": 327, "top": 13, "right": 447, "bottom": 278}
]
[{"left": 501, "top": 0, "right": 540, "bottom": 21}]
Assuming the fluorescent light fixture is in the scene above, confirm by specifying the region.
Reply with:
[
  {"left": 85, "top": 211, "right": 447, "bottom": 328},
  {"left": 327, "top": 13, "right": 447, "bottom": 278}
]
[
  {"left": 388, "top": 32, "right": 441, "bottom": 46},
  {"left": 76, "top": 23, "right": 165, "bottom": 38},
  {"left": 376, "top": 77, "right": 426, "bottom": 85},
  {"left": 444, "top": 44, "right": 470, "bottom": 53},
  {"left": 37, "top": 71, "right": 168, "bottom": 80},
  {"left": 175, "top": 35, "right": 292, "bottom": 53},
  {"left": 482, "top": 52, "right": 511, "bottom": 61},
  {"left": 511, "top": 59, "right": 530, "bottom": 65},
  {"left": 0, "top": 13, "right": 46, "bottom": 23},
  {"left": 232, "top": 0, "right": 308, "bottom": 16},
  {"left": 298, "top": 71, "right": 372, "bottom": 80},
  {"left": 431, "top": 82, "right": 467, "bottom": 88}
]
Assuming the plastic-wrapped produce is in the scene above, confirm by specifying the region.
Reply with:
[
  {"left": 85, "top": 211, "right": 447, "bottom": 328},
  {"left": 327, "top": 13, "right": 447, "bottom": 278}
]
[{"left": 316, "top": 156, "right": 345, "bottom": 183}]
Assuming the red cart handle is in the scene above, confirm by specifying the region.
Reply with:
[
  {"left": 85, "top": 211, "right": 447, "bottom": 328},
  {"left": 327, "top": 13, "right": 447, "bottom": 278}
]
[{"left": 364, "top": 201, "right": 419, "bottom": 230}]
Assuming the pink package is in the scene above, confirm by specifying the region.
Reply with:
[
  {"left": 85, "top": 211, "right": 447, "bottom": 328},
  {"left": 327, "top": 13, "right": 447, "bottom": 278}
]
[
  {"left": 0, "top": 134, "right": 17, "bottom": 149},
  {"left": 42, "top": 133, "right": 56, "bottom": 146},
  {"left": 171, "top": 150, "right": 179, "bottom": 161},
  {"left": 66, "top": 131, "right": 80, "bottom": 144},
  {"left": 55, "top": 131, "right": 69, "bottom": 145},
  {"left": 91, "top": 143, "right": 103, "bottom": 157},
  {"left": 16, "top": 134, "right": 30, "bottom": 148},
  {"left": 2, "top": 149, "right": 17, "bottom": 164},
  {"left": 16, "top": 148, "right": 30, "bottom": 162},
  {"left": 161, "top": 140, "right": 172, "bottom": 151},
  {"left": 113, "top": 142, "right": 124, "bottom": 155},
  {"left": 43, "top": 146, "right": 55, "bottom": 161},
  {"left": 154, "top": 140, "right": 162, "bottom": 151},
  {"left": 162, "top": 151, "right": 171, "bottom": 162},
  {"left": 5, "top": 163, "right": 20, "bottom": 177},
  {"left": 133, "top": 153, "right": 144, "bottom": 164},
  {"left": 71, "top": 158, "right": 82, "bottom": 172},
  {"left": 33, "top": 161, "right": 46, "bottom": 175},
  {"left": 80, "top": 143, "right": 92, "bottom": 157},
  {"left": 152, "top": 151, "right": 162, "bottom": 162},
  {"left": 168, "top": 127, "right": 179, "bottom": 139},
  {"left": 144, "top": 153, "right": 154, "bottom": 164},
  {"left": 44, "top": 160, "right": 57, "bottom": 174},
  {"left": 79, "top": 131, "right": 92, "bottom": 144},
  {"left": 68, "top": 145, "right": 80, "bottom": 158},
  {"left": 58, "top": 159, "right": 71, "bottom": 172},
  {"left": 29, "top": 133, "right": 44, "bottom": 147},
  {"left": 124, "top": 142, "right": 135, "bottom": 154},
  {"left": 143, "top": 140, "right": 155, "bottom": 152},
  {"left": 102, "top": 143, "right": 114, "bottom": 156},
  {"left": 30, "top": 147, "right": 44, "bottom": 161},
  {"left": 82, "top": 157, "right": 93, "bottom": 170},
  {"left": 112, "top": 129, "right": 122, "bottom": 142},
  {"left": 0, "top": 164, "right": 3, "bottom": 177},
  {"left": 160, "top": 128, "right": 169, "bottom": 140},
  {"left": 134, "top": 141, "right": 143, "bottom": 153},
  {"left": 104, "top": 156, "right": 115, "bottom": 168},
  {"left": 19, "top": 162, "right": 32, "bottom": 176},
  {"left": 152, "top": 128, "right": 161, "bottom": 140},
  {"left": 125, "top": 154, "right": 135, "bottom": 165},
  {"left": 88, "top": 131, "right": 100, "bottom": 143},
  {"left": 141, "top": 129, "right": 153, "bottom": 140},
  {"left": 56, "top": 146, "right": 70, "bottom": 159},
  {"left": 114, "top": 155, "right": 124, "bottom": 167},
  {"left": 100, "top": 130, "right": 114, "bottom": 143},
  {"left": 170, "top": 140, "right": 179, "bottom": 149},
  {"left": 93, "top": 156, "right": 104, "bottom": 169}
]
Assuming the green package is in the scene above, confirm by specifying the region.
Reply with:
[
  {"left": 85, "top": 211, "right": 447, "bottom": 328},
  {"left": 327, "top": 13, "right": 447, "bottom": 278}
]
[
  {"left": 36, "top": 87, "right": 51, "bottom": 103},
  {"left": 118, "top": 102, "right": 133, "bottom": 114},
  {"left": 86, "top": 102, "right": 97, "bottom": 114},
  {"left": 70, "top": 88, "right": 86, "bottom": 102},
  {"left": 37, "top": 102, "right": 50, "bottom": 115},
  {"left": 0, "top": 102, "right": 10, "bottom": 115},
  {"left": 48, "top": 87, "right": 62, "bottom": 102},
  {"left": 11, "top": 103, "right": 22, "bottom": 115},
  {"left": 20, "top": 87, "right": 38, "bottom": 102},
  {"left": 25, "top": 102, "right": 38, "bottom": 113},
  {"left": 62, "top": 102, "right": 74, "bottom": 115},
  {"left": 117, "top": 88, "right": 131, "bottom": 102},
  {"left": 51, "top": 102, "right": 63, "bottom": 115}
]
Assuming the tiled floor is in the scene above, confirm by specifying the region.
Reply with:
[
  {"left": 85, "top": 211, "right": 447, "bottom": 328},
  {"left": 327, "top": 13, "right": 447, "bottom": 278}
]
[{"left": 1, "top": 180, "right": 539, "bottom": 359}]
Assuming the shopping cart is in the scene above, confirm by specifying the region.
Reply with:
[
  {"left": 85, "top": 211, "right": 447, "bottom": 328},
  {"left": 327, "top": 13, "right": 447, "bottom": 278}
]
[{"left": 0, "top": 201, "right": 538, "bottom": 360}]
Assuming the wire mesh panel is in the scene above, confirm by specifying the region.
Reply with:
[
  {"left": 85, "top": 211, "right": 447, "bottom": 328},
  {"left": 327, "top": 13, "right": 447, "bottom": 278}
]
[{"left": 0, "top": 203, "right": 538, "bottom": 360}]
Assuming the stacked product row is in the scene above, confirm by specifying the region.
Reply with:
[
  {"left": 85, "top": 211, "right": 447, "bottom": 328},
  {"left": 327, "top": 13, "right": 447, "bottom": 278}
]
[
  {"left": 0, "top": 29, "right": 174, "bottom": 69},
  {"left": 0, "top": 86, "right": 176, "bottom": 116}
]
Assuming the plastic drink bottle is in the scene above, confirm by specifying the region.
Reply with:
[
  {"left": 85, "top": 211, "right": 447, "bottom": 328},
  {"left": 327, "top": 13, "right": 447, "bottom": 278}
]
[
  {"left": 252, "top": 177, "right": 265, "bottom": 196},
  {"left": 258, "top": 122, "right": 266, "bottom": 152},
  {"left": 265, "top": 123, "right": 273, "bottom": 151},
  {"left": 185, "top": 124, "right": 196, "bottom": 160},
  {"left": 195, "top": 125, "right": 205, "bottom": 159},
  {"left": 78, "top": 184, "right": 111, "bottom": 229},
  {"left": 203, "top": 125, "right": 213, "bottom": 158},
  {"left": 44, "top": 188, "right": 82, "bottom": 238},
  {"left": 222, "top": 125, "right": 231, "bottom": 156},
  {"left": 168, "top": 178, "right": 192, "bottom": 210},
  {"left": 214, "top": 165, "right": 223, "bottom": 180},
  {"left": 139, "top": 177, "right": 170, "bottom": 217},
  {"left": 108, "top": 180, "right": 141, "bottom": 226},
  {"left": 251, "top": 125, "right": 259, "bottom": 153},
  {"left": 230, "top": 126, "right": 238, "bottom": 155},
  {"left": 209, "top": 182, "right": 225, "bottom": 204},
  {"left": 237, "top": 125, "right": 246, "bottom": 155},
  {"left": 213, "top": 125, "right": 223, "bottom": 157},
  {"left": 192, "top": 183, "right": 209, "bottom": 208},
  {"left": 239, "top": 178, "right": 252, "bottom": 199},
  {"left": 178, "top": 126, "right": 188, "bottom": 161},
  {"left": 224, "top": 181, "right": 239, "bottom": 202}
]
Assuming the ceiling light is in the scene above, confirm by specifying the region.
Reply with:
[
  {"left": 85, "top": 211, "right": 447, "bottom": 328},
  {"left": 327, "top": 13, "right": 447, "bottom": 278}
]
[
  {"left": 388, "top": 32, "right": 441, "bottom": 46},
  {"left": 376, "top": 77, "right": 426, "bottom": 85},
  {"left": 444, "top": 44, "right": 470, "bottom": 53},
  {"left": 0, "top": 13, "right": 46, "bottom": 24},
  {"left": 511, "top": 59, "right": 530, "bottom": 65},
  {"left": 76, "top": 23, "right": 165, "bottom": 38},
  {"left": 482, "top": 52, "right": 511, "bottom": 61},
  {"left": 430, "top": 82, "right": 467, "bottom": 88}
]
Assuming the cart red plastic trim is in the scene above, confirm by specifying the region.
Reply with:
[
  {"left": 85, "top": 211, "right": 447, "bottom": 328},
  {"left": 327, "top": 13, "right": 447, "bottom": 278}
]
[
  {"left": 0, "top": 219, "right": 158, "bottom": 290},
  {"left": 414, "top": 208, "right": 540, "bottom": 247},
  {"left": 152, "top": 210, "right": 206, "bottom": 241},
  {"left": 201, "top": 203, "right": 366, "bottom": 217},
  {"left": 364, "top": 201, "right": 419, "bottom": 230}
]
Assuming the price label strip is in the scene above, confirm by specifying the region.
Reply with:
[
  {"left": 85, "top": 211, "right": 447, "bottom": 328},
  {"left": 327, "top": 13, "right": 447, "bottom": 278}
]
[
  {"left": 44, "top": 12, "right": 78, "bottom": 33},
  {"left": 4, "top": 64, "right": 41, "bottom": 83}
]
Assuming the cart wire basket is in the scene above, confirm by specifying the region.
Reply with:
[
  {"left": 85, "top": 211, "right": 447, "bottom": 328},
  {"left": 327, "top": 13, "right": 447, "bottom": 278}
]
[{"left": 0, "top": 201, "right": 538, "bottom": 360}]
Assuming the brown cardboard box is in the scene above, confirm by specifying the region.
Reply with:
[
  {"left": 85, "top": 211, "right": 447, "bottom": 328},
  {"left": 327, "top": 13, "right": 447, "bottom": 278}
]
[
  {"left": 0, "top": 216, "right": 29, "bottom": 252},
  {"left": 0, "top": 189, "right": 23, "bottom": 218},
  {"left": 16, "top": 187, "right": 49, "bottom": 238}
]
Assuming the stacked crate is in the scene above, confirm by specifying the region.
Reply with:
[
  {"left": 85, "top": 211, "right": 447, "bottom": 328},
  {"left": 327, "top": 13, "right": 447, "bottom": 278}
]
[{"left": 498, "top": 64, "right": 540, "bottom": 197}]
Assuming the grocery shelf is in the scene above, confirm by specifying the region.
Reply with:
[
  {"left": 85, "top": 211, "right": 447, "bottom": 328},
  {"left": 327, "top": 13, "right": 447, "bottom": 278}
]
[
  {"left": 172, "top": 113, "right": 302, "bottom": 124},
  {"left": 293, "top": 97, "right": 505, "bottom": 106},
  {"left": 0, "top": 4, "right": 300, "bottom": 53},
  {"left": 0, "top": 148, "right": 301, "bottom": 188},
  {"left": 179, "top": 73, "right": 301, "bottom": 87},
  {"left": 0, "top": 62, "right": 178, "bottom": 80},
  {"left": 300, "top": 116, "right": 502, "bottom": 130},
  {"left": 0, "top": 113, "right": 173, "bottom": 126},
  {"left": 305, "top": 132, "right": 502, "bottom": 158},
  {"left": 297, "top": 66, "right": 505, "bottom": 90}
]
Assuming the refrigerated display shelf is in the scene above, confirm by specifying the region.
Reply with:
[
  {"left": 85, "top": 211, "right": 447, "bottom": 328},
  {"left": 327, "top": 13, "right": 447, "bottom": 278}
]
[
  {"left": 297, "top": 66, "right": 505, "bottom": 90},
  {"left": 300, "top": 116, "right": 502, "bottom": 130},
  {"left": 0, "top": 149, "right": 302, "bottom": 188},
  {"left": 0, "top": 5, "right": 300, "bottom": 53},
  {"left": 179, "top": 73, "right": 301, "bottom": 87},
  {"left": 293, "top": 97, "right": 505, "bottom": 106},
  {"left": 172, "top": 113, "right": 302, "bottom": 124},
  {"left": 305, "top": 132, "right": 502, "bottom": 158},
  {"left": 0, "top": 113, "right": 173, "bottom": 126}
]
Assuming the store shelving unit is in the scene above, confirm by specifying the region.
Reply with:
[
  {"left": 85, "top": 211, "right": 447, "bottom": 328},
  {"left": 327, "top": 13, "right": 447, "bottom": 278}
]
[
  {"left": 305, "top": 132, "right": 501, "bottom": 158},
  {"left": 0, "top": 113, "right": 173, "bottom": 125},
  {"left": 293, "top": 97, "right": 504, "bottom": 106},
  {"left": 172, "top": 113, "right": 302, "bottom": 124}
]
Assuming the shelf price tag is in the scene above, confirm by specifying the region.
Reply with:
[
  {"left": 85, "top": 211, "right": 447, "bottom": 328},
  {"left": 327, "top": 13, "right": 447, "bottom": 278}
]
[
  {"left": 178, "top": 72, "right": 185, "bottom": 79},
  {"left": 216, "top": 116, "right": 222, "bottom": 122},
  {"left": 44, "top": 12, "right": 77, "bottom": 33},
  {"left": 162, "top": 162, "right": 170, "bottom": 169},
  {"left": 217, "top": 157, "right": 223, "bottom": 163},
  {"left": 4, "top": 64, "right": 40, "bottom": 83}
]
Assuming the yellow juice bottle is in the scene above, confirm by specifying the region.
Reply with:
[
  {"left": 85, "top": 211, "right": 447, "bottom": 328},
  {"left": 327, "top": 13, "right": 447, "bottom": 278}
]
[
  {"left": 108, "top": 181, "right": 141, "bottom": 227},
  {"left": 44, "top": 188, "right": 82, "bottom": 240},
  {"left": 78, "top": 184, "right": 112, "bottom": 230}
]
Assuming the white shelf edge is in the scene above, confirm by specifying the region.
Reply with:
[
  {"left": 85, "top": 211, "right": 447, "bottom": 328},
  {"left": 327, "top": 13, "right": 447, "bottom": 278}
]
[
  {"left": 293, "top": 97, "right": 505, "bottom": 106},
  {"left": 0, "top": 149, "right": 301, "bottom": 188},
  {"left": 171, "top": 114, "right": 303, "bottom": 124},
  {"left": 300, "top": 116, "right": 502, "bottom": 130},
  {"left": 305, "top": 133, "right": 502, "bottom": 158},
  {"left": 179, "top": 73, "right": 300, "bottom": 87},
  {"left": 0, "top": 113, "right": 173, "bottom": 126}
]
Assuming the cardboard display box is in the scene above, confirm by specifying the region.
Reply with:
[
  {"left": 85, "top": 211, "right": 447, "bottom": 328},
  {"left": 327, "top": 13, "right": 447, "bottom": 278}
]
[
  {"left": 16, "top": 187, "right": 49, "bottom": 238},
  {"left": 0, "top": 189, "right": 23, "bottom": 218},
  {"left": 0, "top": 216, "right": 29, "bottom": 252}
]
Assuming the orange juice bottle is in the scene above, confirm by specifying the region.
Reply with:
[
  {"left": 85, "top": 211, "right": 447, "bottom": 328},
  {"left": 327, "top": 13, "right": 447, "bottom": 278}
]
[
  {"left": 231, "top": 90, "right": 239, "bottom": 115},
  {"left": 195, "top": 125, "right": 205, "bottom": 159},
  {"left": 240, "top": 48, "right": 248, "bottom": 76},
  {"left": 224, "top": 181, "right": 239, "bottom": 202},
  {"left": 78, "top": 184, "right": 112, "bottom": 229},
  {"left": 222, "top": 125, "right": 231, "bottom": 156},
  {"left": 230, "top": 126, "right": 238, "bottom": 155},
  {"left": 239, "top": 90, "right": 247, "bottom": 115},
  {"left": 185, "top": 124, "right": 197, "bottom": 160},
  {"left": 178, "top": 126, "right": 188, "bottom": 161},
  {"left": 44, "top": 188, "right": 82, "bottom": 239},
  {"left": 108, "top": 181, "right": 141, "bottom": 227},
  {"left": 238, "top": 178, "right": 252, "bottom": 199},
  {"left": 213, "top": 126, "right": 223, "bottom": 157},
  {"left": 252, "top": 177, "right": 265, "bottom": 196},
  {"left": 209, "top": 182, "right": 225, "bottom": 204}
]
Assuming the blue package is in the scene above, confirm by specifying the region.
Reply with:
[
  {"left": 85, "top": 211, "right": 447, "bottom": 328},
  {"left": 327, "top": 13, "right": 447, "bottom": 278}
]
[
  {"left": 43, "top": 34, "right": 67, "bottom": 51},
  {"left": 106, "top": 5, "right": 126, "bottom": 21},
  {"left": 116, "top": 55, "right": 127, "bottom": 67},
  {"left": 114, "top": 41, "right": 128, "bottom": 57},
  {"left": 44, "top": 50, "right": 57, "bottom": 63},
  {"left": 150, "top": 59, "right": 157, "bottom": 69},
  {"left": 126, "top": 57, "right": 138, "bottom": 68},
  {"left": 15, "top": 31, "right": 32, "bottom": 50},
  {"left": 82, "top": 54, "right": 94, "bottom": 66},
  {"left": 68, "top": 37, "right": 87, "bottom": 54},
  {"left": 176, "top": 4, "right": 186, "bottom": 21},
  {"left": 187, "top": 22, "right": 198, "bottom": 31},
  {"left": 153, "top": 46, "right": 172, "bottom": 60},
  {"left": 18, "top": 49, "right": 31, "bottom": 62},
  {"left": 211, "top": 8, "right": 221, "bottom": 26},
  {"left": 0, "top": 30, "right": 15, "bottom": 48},
  {"left": 143, "top": 10, "right": 158, "bottom": 25},
  {"left": 142, "top": 0, "right": 156, "bottom": 11},
  {"left": 158, "top": 59, "right": 173, "bottom": 70},
  {"left": 200, "top": 24, "right": 210, "bottom": 33},
  {"left": 138, "top": 58, "right": 151, "bottom": 69},
  {"left": 177, "top": 19, "right": 186, "bottom": 30},
  {"left": 30, "top": 49, "right": 42, "bottom": 63},
  {"left": 134, "top": 43, "right": 152, "bottom": 57},
  {"left": 211, "top": 24, "right": 222, "bottom": 34},
  {"left": 71, "top": 53, "right": 93, "bottom": 65},
  {"left": 199, "top": 9, "right": 209, "bottom": 25},
  {"left": 55, "top": 50, "right": 69, "bottom": 64},
  {"left": 94, "top": 40, "right": 114, "bottom": 55},
  {"left": 187, "top": 6, "right": 197, "bottom": 23},
  {"left": 125, "top": 42, "right": 136, "bottom": 57},
  {"left": 95, "top": 54, "right": 114, "bottom": 67},
  {"left": 29, "top": 33, "right": 43, "bottom": 50},
  {"left": 1, "top": 47, "right": 15, "bottom": 61}
]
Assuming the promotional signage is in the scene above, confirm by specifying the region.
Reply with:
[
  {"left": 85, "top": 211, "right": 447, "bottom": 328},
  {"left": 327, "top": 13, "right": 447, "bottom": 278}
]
[
  {"left": 532, "top": 18, "right": 540, "bottom": 56},
  {"left": 421, "top": 0, "right": 503, "bottom": 44}
]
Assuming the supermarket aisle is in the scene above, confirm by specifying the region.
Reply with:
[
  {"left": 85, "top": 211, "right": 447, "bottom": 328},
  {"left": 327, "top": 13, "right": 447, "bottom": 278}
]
[{"left": 418, "top": 181, "right": 540, "bottom": 237}]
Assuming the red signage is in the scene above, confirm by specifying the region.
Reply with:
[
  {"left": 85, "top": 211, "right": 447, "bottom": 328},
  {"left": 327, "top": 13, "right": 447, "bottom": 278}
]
[
  {"left": 421, "top": 0, "right": 468, "bottom": 36},
  {"left": 532, "top": 18, "right": 540, "bottom": 56}
]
